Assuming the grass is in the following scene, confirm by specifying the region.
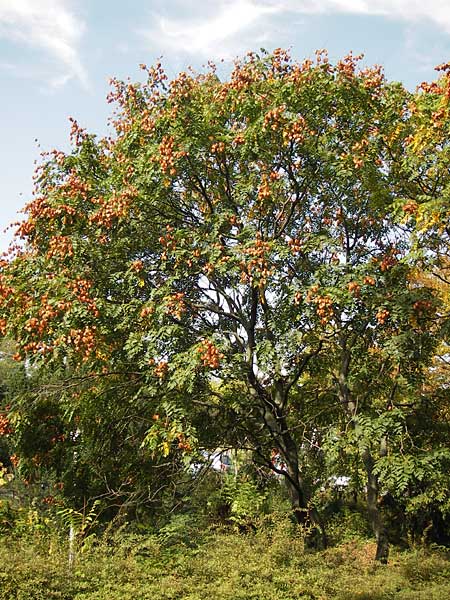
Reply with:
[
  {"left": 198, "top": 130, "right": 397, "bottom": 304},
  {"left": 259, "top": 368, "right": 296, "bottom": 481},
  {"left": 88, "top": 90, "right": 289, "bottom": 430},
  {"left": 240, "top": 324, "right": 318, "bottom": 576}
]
[{"left": 1, "top": 523, "right": 450, "bottom": 600}]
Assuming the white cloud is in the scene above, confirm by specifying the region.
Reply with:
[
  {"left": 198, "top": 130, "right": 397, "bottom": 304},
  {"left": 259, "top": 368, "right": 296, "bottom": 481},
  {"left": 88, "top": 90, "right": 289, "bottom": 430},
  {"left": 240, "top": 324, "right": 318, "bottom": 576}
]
[
  {"left": 143, "top": 0, "right": 282, "bottom": 60},
  {"left": 268, "top": 0, "right": 450, "bottom": 33},
  {"left": 144, "top": 0, "right": 450, "bottom": 60},
  {"left": 0, "top": 0, "right": 88, "bottom": 88}
]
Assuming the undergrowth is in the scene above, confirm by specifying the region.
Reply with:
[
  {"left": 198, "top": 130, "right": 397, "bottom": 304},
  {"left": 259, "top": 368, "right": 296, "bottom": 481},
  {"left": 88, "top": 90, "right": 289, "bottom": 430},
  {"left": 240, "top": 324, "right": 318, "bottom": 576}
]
[{"left": 1, "top": 523, "right": 449, "bottom": 600}]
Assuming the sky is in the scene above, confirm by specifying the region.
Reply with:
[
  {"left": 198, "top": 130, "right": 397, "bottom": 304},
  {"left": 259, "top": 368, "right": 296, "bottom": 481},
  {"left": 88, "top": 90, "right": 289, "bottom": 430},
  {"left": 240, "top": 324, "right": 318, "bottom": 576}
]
[{"left": 1, "top": 0, "right": 450, "bottom": 251}]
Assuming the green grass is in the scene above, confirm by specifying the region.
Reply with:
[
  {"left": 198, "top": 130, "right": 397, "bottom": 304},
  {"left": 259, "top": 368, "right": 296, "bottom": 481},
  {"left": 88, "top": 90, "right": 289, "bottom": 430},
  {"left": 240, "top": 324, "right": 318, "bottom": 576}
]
[{"left": 1, "top": 527, "right": 449, "bottom": 600}]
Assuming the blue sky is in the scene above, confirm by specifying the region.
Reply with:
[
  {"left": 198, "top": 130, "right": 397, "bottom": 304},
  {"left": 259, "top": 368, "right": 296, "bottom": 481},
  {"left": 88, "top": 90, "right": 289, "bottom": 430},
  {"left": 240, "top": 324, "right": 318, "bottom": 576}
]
[{"left": 1, "top": 0, "right": 449, "bottom": 251}]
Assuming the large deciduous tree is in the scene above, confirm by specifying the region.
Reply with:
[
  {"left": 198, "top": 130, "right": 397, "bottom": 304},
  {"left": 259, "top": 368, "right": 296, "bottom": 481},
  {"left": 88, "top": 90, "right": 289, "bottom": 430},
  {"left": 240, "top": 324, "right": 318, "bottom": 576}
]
[{"left": 0, "top": 50, "right": 442, "bottom": 557}]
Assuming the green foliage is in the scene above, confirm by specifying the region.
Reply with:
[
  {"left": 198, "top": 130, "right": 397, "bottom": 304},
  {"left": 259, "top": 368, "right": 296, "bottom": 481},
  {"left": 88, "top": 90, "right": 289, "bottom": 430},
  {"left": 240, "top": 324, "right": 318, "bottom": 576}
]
[
  {"left": 1, "top": 528, "right": 450, "bottom": 600},
  {"left": 207, "top": 474, "right": 268, "bottom": 528},
  {"left": 325, "top": 507, "right": 372, "bottom": 544},
  {"left": 156, "top": 512, "right": 201, "bottom": 547},
  {"left": 57, "top": 499, "right": 101, "bottom": 545},
  {"left": 0, "top": 500, "right": 53, "bottom": 539},
  {"left": 374, "top": 449, "right": 450, "bottom": 500},
  {"left": 0, "top": 462, "right": 13, "bottom": 487},
  {"left": 400, "top": 548, "right": 450, "bottom": 585}
]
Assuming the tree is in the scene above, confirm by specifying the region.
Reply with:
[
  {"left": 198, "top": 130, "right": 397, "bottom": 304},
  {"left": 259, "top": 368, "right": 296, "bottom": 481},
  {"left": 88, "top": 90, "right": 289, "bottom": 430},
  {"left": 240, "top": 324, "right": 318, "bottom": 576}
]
[{"left": 0, "top": 49, "right": 440, "bottom": 557}]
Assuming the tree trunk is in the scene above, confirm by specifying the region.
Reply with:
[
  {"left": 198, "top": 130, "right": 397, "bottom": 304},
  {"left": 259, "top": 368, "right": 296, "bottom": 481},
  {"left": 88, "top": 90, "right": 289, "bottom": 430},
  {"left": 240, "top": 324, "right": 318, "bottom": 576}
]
[
  {"left": 336, "top": 345, "right": 388, "bottom": 562},
  {"left": 285, "top": 459, "right": 308, "bottom": 525},
  {"left": 252, "top": 378, "right": 327, "bottom": 546},
  {"left": 281, "top": 426, "right": 327, "bottom": 549},
  {"left": 362, "top": 447, "right": 389, "bottom": 563}
]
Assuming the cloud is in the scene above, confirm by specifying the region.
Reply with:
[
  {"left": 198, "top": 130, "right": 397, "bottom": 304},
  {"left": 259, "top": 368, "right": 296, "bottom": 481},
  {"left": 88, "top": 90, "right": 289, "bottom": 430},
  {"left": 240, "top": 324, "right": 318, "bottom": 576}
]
[
  {"left": 268, "top": 0, "right": 450, "bottom": 33},
  {"left": 0, "top": 0, "right": 88, "bottom": 89},
  {"left": 143, "top": 0, "right": 282, "bottom": 60},
  {"left": 143, "top": 0, "right": 450, "bottom": 61}
]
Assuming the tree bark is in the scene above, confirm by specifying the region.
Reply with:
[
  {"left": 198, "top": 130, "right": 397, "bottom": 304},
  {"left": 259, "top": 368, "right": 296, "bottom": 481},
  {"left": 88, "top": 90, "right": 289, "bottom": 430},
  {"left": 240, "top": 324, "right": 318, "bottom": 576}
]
[
  {"left": 281, "top": 423, "right": 327, "bottom": 548},
  {"left": 282, "top": 436, "right": 308, "bottom": 526},
  {"left": 362, "top": 447, "right": 389, "bottom": 563}
]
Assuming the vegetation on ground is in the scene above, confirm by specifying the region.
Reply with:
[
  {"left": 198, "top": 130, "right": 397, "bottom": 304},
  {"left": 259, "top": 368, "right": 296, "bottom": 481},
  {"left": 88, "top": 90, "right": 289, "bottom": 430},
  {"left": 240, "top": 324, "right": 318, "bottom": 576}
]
[{"left": 1, "top": 521, "right": 450, "bottom": 599}]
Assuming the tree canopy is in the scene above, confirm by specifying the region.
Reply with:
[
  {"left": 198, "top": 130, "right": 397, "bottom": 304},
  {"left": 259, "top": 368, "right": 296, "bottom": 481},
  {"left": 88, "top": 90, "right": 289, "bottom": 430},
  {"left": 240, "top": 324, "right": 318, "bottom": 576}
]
[{"left": 0, "top": 49, "right": 449, "bottom": 562}]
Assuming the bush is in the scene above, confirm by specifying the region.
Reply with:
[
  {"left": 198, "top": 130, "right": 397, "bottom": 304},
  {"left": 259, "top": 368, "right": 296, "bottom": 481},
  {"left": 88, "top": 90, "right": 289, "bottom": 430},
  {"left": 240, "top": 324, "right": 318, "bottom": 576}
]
[{"left": 326, "top": 506, "right": 372, "bottom": 545}]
